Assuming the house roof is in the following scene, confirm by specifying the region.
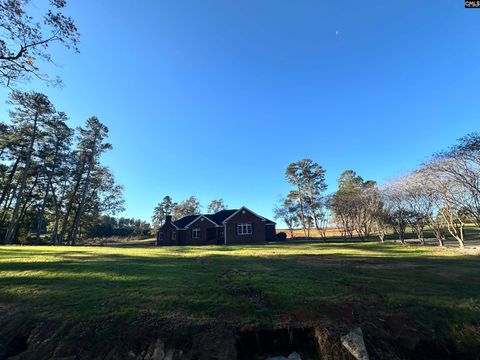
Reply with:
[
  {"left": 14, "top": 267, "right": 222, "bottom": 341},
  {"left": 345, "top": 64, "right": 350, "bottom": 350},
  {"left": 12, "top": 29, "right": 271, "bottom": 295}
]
[
  {"left": 172, "top": 215, "right": 200, "bottom": 229},
  {"left": 220, "top": 206, "right": 276, "bottom": 225},
  {"left": 205, "top": 209, "right": 237, "bottom": 225},
  {"left": 171, "top": 208, "right": 275, "bottom": 229}
]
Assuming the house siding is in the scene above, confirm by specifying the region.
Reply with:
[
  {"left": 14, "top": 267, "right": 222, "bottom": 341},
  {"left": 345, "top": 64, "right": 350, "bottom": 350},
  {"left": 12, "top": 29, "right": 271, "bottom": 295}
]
[
  {"left": 225, "top": 210, "right": 269, "bottom": 245},
  {"left": 184, "top": 217, "right": 219, "bottom": 246},
  {"left": 265, "top": 224, "right": 277, "bottom": 242},
  {"left": 156, "top": 222, "right": 178, "bottom": 246}
]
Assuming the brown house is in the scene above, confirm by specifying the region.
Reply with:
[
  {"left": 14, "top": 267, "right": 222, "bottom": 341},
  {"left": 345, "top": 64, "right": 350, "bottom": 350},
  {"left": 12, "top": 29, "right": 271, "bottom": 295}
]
[{"left": 156, "top": 207, "right": 276, "bottom": 246}]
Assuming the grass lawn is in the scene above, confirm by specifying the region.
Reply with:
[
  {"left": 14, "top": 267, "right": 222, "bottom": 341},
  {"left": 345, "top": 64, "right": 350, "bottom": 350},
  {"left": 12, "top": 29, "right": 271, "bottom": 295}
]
[{"left": 0, "top": 242, "right": 479, "bottom": 358}]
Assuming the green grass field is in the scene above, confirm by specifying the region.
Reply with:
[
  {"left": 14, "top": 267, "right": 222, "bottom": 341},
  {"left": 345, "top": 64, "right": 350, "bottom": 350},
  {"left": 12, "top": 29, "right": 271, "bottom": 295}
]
[{"left": 0, "top": 242, "right": 479, "bottom": 358}]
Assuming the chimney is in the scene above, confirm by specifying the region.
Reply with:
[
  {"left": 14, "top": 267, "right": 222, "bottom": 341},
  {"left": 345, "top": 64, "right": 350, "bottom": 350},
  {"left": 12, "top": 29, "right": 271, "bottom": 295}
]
[{"left": 165, "top": 215, "right": 172, "bottom": 224}]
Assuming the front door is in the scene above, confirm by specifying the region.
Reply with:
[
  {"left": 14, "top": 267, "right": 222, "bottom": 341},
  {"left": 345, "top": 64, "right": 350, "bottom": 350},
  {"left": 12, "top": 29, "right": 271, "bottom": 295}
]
[
  {"left": 217, "top": 228, "right": 224, "bottom": 245},
  {"left": 207, "top": 228, "right": 216, "bottom": 242}
]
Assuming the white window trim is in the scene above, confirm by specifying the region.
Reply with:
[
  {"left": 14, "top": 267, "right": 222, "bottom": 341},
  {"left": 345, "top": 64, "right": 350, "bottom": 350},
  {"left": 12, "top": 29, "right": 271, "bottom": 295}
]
[
  {"left": 237, "top": 223, "right": 252, "bottom": 236},
  {"left": 192, "top": 228, "right": 201, "bottom": 239}
]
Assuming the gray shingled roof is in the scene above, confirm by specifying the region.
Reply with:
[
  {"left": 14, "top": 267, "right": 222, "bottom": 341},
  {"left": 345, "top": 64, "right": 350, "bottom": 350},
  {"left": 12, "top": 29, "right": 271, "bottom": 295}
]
[
  {"left": 204, "top": 209, "right": 237, "bottom": 225},
  {"left": 172, "top": 215, "right": 200, "bottom": 229}
]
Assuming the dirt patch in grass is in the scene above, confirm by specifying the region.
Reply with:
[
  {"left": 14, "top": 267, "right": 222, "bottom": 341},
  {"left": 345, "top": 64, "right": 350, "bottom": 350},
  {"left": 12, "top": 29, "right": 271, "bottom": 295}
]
[
  {"left": 0, "top": 298, "right": 480, "bottom": 360},
  {"left": 1, "top": 310, "right": 478, "bottom": 359},
  {"left": 0, "top": 284, "right": 478, "bottom": 359}
]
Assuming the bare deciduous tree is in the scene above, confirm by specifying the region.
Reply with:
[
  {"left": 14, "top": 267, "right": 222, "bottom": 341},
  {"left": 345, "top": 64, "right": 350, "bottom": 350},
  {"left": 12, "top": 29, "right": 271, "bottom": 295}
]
[
  {"left": 382, "top": 180, "right": 410, "bottom": 245},
  {"left": 273, "top": 195, "right": 300, "bottom": 239}
]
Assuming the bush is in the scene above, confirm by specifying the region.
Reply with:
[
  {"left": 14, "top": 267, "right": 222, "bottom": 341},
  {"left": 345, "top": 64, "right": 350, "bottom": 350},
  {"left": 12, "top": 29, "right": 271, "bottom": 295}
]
[{"left": 276, "top": 232, "right": 287, "bottom": 242}]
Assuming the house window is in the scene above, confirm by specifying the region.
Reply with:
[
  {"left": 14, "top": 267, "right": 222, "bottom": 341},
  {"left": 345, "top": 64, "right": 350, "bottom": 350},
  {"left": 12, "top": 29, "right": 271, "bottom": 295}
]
[
  {"left": 159, "top": 231, "right": 164, "bottom": 240},
  {"left": 172, "top": 230, "right": 177, "bottom": 240},
  {"left": 192, "top": 228, "right": 201, "bottom": 239},
  {"left": 237, "top": 223, "right": 252, "bottom": 235}
]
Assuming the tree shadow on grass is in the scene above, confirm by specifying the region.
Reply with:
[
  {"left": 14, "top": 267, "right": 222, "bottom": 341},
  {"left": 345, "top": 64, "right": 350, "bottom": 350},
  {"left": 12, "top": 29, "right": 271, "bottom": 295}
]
[
  {"left": 0, "top": 246, "right": 478, "bottom": 324},
  {"left": 0, "top": 244, "right": 479, "bottom": 360}
]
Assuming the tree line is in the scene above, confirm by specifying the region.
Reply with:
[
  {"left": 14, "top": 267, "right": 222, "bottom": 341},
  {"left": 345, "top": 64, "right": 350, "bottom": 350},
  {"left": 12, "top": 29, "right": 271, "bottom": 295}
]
[
  {"left": 274, "top": 133, "right": 480, "bottom": 248},
  {"left": 0, "top": 91, "right": 125, "bottom": 245},
  {"left": 152, "top": 196, "right": 227, "bottom": 229},
  {"left": 0, "top": 2, "right": 134, "bottom": 245},
  {"left": 380, "top": 133, "right": 480, "bottom": 248},
  {"left": 88, "top": 216, "right": 151, "bottom": 239}
]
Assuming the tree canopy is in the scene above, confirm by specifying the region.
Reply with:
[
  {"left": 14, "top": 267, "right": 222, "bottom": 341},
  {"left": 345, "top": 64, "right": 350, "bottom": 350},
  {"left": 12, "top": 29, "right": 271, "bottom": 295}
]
[
  {"left": 0, "top": 0, "right": 80, "bottom": 88},
  {"left": 0, "top": 91, "right": 124, "bottom": 245}
]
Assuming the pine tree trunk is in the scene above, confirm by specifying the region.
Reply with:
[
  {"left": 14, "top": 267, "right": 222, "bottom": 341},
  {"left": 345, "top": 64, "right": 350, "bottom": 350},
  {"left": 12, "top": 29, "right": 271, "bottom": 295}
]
[
  {"left": 4, "top": 114, "right": 38, "bottom": 244},
  {"left": 0, "top": 157, "right": 20, "bottom": 210},
  {"left": 35, "top": 177, "right": 52, "bottom": 245},
  {"left": 68, "top": 158, "right": 95, "bottom": 245},
  {"left": 50, "top": 183, "right": 61, "bottom": 245},
  {"left": 19, "top": 176, "right": 39, "bottom": 222},
  {"left": 67, "top": 205, "right": 81, "bottom": 245},
  {"left": 11, "top": 176, "right": 40, "bottom": 242},
  {"left": 297, "top": 196, "right": 307, "bottom": 239},
  {"left": 4, "top": 167, "right": 29, "bottom": 243},
  {"left": 58, "top": 167, "right": 84, "bottom": 244},
  {"left": 1, "top": 183, "right": 18, "bottom": 223}
]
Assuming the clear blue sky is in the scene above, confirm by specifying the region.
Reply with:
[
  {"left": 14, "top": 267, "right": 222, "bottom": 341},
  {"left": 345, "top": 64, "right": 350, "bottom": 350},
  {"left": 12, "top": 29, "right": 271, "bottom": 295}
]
[{"left": 1, "top": 1, "right": 479, "bottom": 225}]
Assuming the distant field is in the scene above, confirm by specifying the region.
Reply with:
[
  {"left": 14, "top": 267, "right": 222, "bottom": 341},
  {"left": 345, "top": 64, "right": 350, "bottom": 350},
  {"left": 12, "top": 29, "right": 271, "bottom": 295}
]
[
  {"left": 79, "top": 236, "right": 156, "bottom": 247},
  {"left": 277, "top": 228, "right": 344, "bottom": 238},
  {"left": 0, "top": 242, "right": 479, "bottom": 358}
]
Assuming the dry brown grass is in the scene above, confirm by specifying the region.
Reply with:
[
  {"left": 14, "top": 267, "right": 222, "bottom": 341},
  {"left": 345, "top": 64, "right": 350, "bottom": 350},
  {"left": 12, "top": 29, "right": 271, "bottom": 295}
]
[{"left": 277, "top": 228, "right": 345, "bottom": 238}]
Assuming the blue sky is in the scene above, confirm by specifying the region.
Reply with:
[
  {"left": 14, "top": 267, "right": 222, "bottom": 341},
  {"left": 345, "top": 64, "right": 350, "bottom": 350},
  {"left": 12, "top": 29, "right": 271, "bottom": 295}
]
[{"left": 1, "top": 1, "right": 479, "bottom": 225}]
